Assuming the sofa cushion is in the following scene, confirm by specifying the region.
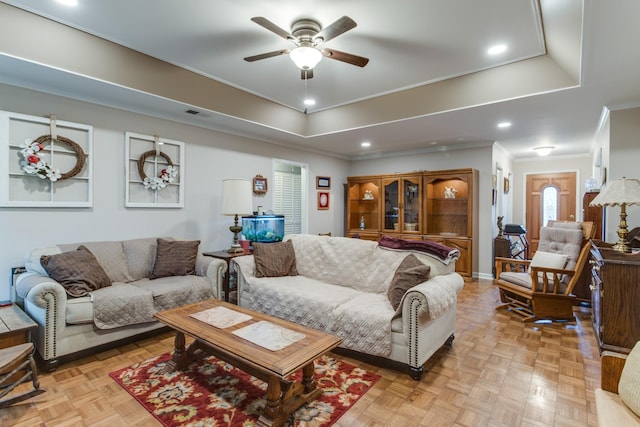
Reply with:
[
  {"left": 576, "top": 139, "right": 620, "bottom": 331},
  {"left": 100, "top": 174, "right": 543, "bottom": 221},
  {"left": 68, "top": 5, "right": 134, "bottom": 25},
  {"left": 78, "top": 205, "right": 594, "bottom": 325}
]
[
  {"left": 25, "top": 246, "right": 61, "bottom": 276},
  {"left": 150, "top": 239, "right": 200, "bottom": 279},
  {"left": 619, "top": 341, "right": 640, "bottom": 417},
  {"left": 387, "top": 254, "right": 431, "bottom": 310},
  {"left": 529, "top": 250, "right": 568, "bottom": 271},
  {"left": 133, "top": 276, "right": 215, "bottom": 311},
  {"left": 41, "top": 245, "right": 112, "bottom": 297},
  {"left": 58, "top": 240, "right": 133, "bottom": 283},
  {"left": 253, "top": 240, "right": 298, "bottom": 278},
  {"left": 122, "top": 237, "right": 159, "bottom": 281}
]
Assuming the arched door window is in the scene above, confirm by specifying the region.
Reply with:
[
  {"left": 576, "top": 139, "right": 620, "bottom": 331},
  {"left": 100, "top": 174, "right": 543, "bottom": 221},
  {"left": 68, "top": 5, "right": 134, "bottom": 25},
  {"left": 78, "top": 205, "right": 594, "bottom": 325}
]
[{"left": 542, "top": 186, "right": 558, "bottom": 226}]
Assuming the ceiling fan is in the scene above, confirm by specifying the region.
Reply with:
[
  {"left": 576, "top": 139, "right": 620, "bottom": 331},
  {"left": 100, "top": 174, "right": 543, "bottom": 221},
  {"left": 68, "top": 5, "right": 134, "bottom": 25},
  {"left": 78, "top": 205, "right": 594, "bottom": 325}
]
[{"left": 244, "top": 16, "right": 369, "bottom": 79}]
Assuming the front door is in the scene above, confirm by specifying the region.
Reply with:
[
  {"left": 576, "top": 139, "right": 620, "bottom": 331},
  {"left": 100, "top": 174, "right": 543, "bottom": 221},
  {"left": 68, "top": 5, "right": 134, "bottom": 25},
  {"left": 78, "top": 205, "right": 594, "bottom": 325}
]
[{"left": 525, "top": 172, "right": 577, "bottom": 253}]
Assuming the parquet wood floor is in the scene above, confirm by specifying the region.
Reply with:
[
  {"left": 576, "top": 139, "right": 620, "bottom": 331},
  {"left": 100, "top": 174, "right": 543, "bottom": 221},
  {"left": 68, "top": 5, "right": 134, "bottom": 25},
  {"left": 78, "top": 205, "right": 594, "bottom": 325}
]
[{"left": 1, "top": 279, "right": 601, "bottom": 426}]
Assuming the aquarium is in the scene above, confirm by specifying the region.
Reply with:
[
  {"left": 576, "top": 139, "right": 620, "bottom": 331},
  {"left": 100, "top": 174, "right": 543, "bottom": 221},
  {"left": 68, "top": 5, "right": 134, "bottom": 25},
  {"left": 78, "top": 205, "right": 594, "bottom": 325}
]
[{"left": 241, "top": 215, "right": 285, "bottom": 243}]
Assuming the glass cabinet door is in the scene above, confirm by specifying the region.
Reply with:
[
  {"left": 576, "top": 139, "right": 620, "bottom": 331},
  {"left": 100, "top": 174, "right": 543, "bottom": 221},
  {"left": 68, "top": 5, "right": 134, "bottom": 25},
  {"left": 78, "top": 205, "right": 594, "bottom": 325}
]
[
  {"left": 425, "top": 174, "right": 470, "bottom": 237},
  {"left": 383, "top": 178, "right": 399, "bottom": 231},
  {"left": 382, "top": 175, "right": 421, "bottom": 233},
  {"left": 347, "top": 178, "right": 380, "bottom": 234},
  {"left": 402, "top": 176, "right": 421, "bottom": 233}
]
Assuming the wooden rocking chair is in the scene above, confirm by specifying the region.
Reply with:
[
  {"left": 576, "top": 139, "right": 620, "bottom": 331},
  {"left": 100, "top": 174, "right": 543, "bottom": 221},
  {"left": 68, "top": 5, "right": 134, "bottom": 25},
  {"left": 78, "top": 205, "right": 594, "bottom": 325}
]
[
  {"left": 495, "top": 221, "right": 595, "bottom": 322},
  {"left": 0, "top": 343, "right": 46, "bottom": 408}
]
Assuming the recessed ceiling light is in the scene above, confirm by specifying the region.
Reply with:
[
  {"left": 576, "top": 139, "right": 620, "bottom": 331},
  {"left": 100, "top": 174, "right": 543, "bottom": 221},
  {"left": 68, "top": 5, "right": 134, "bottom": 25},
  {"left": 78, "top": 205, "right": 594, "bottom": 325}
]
[
  {"left": 303, "top": 98, "right": 316, "bottom": 106},
  {"left": 487, "top": 44, "right": 507, "bottom": 55},
  {"left": 361, "top": 141, "right": 371, "bottom": 148},
  {"left": 497, "top": 121, "right": 511, "bottom": 128},
  {"left": 56, "top": 0, "right": 78, "bottom": 6}
]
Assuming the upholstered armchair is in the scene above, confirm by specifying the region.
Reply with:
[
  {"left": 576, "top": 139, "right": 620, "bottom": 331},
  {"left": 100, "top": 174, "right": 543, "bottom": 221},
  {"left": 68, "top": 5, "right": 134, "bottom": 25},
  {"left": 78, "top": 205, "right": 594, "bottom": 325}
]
[
  {"left": 595, "top": 341, "right": 640, "bottom": 426},
  {"left": 494, "top": 221, "right": 594, "bottom": 322}
]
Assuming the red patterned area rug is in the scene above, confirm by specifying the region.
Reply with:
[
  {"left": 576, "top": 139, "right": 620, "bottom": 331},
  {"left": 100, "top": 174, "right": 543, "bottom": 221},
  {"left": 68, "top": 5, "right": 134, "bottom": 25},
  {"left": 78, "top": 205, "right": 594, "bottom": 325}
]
[{"left": 109, "top": 353, "right": 380, "bottom": 427}]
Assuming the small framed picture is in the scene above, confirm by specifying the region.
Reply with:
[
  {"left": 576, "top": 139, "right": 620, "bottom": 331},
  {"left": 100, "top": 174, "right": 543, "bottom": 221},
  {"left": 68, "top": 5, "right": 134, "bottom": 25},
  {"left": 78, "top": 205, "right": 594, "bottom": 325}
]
[
  {"left": 503, "top": 177, "right": 510, "bottom": 194},
  {"left": 317, "top": 191, "right": 330, "bottom": 210},
  {"left": 316, "top": 176, "right": 331, "bottom": 189},
  {"left": 253, "top": 175, "right": 268, "bottom": 194}
]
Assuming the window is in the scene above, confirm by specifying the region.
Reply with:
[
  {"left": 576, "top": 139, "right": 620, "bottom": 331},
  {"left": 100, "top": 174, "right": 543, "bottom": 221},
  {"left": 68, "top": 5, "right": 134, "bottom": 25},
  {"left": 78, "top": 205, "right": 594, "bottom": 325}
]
[
  {"left": 542, "top": 186, "right": 558, "bottom": 226},
  {"left": 273, "top": 160, "right": 307, "bottom": 235}
]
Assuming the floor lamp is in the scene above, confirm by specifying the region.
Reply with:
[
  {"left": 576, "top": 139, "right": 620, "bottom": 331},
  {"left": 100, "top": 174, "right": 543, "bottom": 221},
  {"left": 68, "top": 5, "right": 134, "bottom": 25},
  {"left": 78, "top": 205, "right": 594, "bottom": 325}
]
[
  {"left": 221, "top": 179, "right": 253, "bottom": 253},
  {"left": 589, "top": 177, "right": 640, "bottom": 253}
]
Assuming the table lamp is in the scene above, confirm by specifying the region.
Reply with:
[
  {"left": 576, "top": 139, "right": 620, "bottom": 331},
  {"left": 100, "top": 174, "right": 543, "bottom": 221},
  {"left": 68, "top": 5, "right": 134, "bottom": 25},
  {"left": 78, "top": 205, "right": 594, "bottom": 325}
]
[
  {"left": 589, "top": 177, "right": 640, "bottom": 253},
  {"left": 221, "top": 179, "right": 253, "bottom": 253}
]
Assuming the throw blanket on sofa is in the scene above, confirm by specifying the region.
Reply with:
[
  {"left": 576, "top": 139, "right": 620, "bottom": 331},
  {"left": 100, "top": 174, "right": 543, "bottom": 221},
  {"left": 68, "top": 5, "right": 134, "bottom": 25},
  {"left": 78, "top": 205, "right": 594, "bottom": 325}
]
[
  {"left": 90, "top": 284, "right": 156, "bottom": 329},
  {"left": 378, "top": 236, "right": 460, "bottom": 265}
]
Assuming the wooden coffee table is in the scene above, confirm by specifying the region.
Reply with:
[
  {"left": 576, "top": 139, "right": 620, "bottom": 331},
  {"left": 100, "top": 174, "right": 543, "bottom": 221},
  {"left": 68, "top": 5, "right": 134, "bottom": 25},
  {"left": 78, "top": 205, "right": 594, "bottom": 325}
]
[{"left": 154, "top": 299, "right": 342, "bottom": 427}]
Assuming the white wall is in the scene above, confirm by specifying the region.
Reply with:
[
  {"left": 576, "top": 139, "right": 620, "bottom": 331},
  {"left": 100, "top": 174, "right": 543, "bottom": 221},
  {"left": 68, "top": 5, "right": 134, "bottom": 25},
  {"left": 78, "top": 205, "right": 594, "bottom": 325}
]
[
  {"left": 0, "top": 84, "right": 350, "bottom": 301},
  {"left": 607, "top": 107, "right": 640, "bottom": 242},
  {"left": 349, "top": 145, "right": 495, "bottom": 279}
]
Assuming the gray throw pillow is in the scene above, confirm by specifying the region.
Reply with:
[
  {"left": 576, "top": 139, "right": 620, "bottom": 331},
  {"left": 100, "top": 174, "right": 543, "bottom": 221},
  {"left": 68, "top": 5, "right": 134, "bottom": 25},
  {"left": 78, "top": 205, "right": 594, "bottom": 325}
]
[
  {"left": 253, "top": 240, "right": 298, "bottom": 278},
  {"left": 388, "top": 254, "right": 431, "bottom": 311},
  {"left": 149, "top": 239, "right": 200, "bottom": 279},
  {"left": 41, "top": 245, "right": 112, "bottom": 297}
]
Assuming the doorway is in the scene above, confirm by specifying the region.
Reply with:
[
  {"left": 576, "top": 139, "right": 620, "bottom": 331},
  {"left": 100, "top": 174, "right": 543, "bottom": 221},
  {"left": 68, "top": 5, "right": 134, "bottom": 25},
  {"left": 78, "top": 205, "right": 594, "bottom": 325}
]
[{"left": 525, "top": 172, "right": 577, "bottom": 253}]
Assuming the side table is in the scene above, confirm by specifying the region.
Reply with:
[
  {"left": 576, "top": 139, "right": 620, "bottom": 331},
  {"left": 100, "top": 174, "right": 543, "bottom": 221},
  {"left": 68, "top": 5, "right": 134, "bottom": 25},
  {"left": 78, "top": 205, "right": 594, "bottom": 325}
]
[
  {"left": 203, "top": 250, "right": 252, "bottom": 303},
  {"left": 0, "top": 304, "right": 37, "bottom": 350}
]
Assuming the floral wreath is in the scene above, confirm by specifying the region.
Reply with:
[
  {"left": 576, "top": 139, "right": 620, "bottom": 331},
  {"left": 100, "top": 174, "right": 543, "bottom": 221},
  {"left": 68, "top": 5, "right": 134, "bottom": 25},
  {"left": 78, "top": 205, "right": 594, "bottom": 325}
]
[
  {"left": 137, "top": 150, "right": 178, "bottom": 190},
  {"left": 19, "top": 135, "right": 86, "bottom": 182}
]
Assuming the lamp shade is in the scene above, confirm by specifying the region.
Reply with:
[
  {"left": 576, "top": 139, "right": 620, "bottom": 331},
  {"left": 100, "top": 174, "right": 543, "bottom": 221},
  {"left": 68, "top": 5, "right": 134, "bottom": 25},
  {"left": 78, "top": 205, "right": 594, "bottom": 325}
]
[
  {"left": 290, "top": 45, "right": 323, "bottom": 70},
  {"left": 221, "top": 179, "right": 253, "bottom": 216},
  {"left": 589, "top": 178, "right": 640, "bottom": 207}
]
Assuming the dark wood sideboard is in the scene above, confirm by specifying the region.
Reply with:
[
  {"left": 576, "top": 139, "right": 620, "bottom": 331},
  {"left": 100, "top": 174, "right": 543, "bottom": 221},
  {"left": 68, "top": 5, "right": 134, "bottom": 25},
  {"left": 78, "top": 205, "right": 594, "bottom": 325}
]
[{"left": 590, "top": 243, "right": 640, "bottom": 354}]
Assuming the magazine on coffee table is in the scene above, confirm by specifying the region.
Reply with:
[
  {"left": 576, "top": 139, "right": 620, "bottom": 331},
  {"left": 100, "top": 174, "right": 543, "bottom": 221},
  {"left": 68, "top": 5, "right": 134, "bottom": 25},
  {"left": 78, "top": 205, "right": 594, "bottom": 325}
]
[
  {"left": 232, "top": 320, "right": 306, "bottom": 351},
  {"left": 190, "top": 306, "right": 252, "bottom": 329}
]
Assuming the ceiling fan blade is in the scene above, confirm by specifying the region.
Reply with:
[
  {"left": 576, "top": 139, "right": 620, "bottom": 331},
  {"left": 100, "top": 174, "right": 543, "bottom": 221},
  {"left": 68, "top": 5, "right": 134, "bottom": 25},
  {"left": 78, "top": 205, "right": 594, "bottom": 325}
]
[
  {"left": 251, "top": 17, "right": 294, "bottom": 41},
  {"left": 244, "top": 49, "right": 289, "bottom": 62},
  {"left": 323, "top": 48, "right": 369, "bottom": 67},
  {"left": 315, "top": 16, "right": 357, "bottom": 43},
  {"left": 301, "top": 69, "right": 314, "bottom": 80}
]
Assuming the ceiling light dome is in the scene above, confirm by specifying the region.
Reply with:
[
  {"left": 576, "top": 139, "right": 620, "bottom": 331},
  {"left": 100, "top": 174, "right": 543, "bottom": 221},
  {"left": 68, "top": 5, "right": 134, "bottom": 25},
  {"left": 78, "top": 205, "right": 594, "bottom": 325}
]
[
  {"left": 290, "top": 45, "right": 323, "bottom": 70},
  {"left": 534, "top": 146, "right": 555, "bottom": 157}
]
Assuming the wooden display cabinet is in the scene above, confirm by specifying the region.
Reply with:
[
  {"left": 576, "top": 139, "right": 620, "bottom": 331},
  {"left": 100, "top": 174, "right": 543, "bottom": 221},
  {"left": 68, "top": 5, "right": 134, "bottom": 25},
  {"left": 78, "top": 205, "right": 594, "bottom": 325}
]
[
  {"left": 590, "top": 243, "right": 640, "bottom": 354},
  {"left": 346, "top": 168, "right": 478, "bottom": 279},
  {"left": 382, "top": 174, "right": 422, "bottom": 235},
  {"left": 346, "top": 176, "right": 381, "bottom": 241},
  {"left": 424, "top": 169, "right": 478, "bottom": 280}
]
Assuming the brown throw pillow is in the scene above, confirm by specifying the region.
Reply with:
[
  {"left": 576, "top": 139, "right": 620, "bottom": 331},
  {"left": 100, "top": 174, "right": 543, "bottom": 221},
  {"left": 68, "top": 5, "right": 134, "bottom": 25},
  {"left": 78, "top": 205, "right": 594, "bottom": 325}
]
[
  {"left": 253, "top": 240, "right": 298, "bottom": 278},
  {"left": 150, "top": 239, "right": 200, "bottom": 279},
  {"left": 40, "top": 245, "right": 112, "bottom": 297},
  {"left": 388, "top": 254, "right": 431, "bottom": 310}
]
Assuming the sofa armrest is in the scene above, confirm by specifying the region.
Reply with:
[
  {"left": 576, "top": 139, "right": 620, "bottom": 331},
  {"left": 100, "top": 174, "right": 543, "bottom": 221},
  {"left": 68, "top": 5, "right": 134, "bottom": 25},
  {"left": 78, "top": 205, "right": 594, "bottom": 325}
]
[
  {"left": 401, "top": 273, "right": 464, "bottom": 321},
  {"left": 195, "top": 256, "right": 227, "bottom": 300},
  {"left": 602, "top": 351, "right": 628, "bottom": 394},
  {"left": 15, "top": 272, "right": 69, "bottom": 360},
  {"left": 231, "top": 255, "right": 255, "bottom": 305}
]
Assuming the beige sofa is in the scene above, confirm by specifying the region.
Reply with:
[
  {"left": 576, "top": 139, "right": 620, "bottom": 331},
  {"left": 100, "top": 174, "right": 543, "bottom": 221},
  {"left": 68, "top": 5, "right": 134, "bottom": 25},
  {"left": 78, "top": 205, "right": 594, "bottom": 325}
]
[
  {"left": 595, "top": 341, "right": 640, "bottom": 426},
  {"left": 233, "top": 234, "right": 465, "bottom": 379},
  {"left": 15, "top": 237, "right": 226, "bottom": 371}
]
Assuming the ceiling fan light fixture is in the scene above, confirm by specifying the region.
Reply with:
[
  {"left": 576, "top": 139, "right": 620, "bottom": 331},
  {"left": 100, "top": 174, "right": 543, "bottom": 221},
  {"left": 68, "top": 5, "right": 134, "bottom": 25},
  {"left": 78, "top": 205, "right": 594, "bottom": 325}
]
[{"left": 290, "top": 46, "right": 323, "bottom": 70}]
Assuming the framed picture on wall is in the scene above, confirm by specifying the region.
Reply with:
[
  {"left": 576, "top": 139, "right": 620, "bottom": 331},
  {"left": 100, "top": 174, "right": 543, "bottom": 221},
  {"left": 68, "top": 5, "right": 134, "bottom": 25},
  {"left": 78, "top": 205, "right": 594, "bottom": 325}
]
[
  {"left": 316, "top": 176, "right": 331, "bottom": 189},
  {"left": 253, "top": 175, "right": 268, "bottom": 194},
  {"left": 317, "top": 191, "right": 330, "bottom": 210}
]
